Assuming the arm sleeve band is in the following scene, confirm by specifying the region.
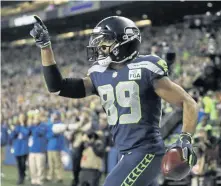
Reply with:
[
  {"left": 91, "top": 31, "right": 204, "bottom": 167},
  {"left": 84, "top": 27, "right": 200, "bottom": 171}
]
[{"left": 42, "top": 64, "right": 86, "bottom": 98}]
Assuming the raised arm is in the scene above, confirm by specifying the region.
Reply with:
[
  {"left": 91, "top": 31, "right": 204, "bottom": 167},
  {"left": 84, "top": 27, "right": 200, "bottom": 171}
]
[{"left": 30, "top": 16, "right": 94, "bottom": 98}]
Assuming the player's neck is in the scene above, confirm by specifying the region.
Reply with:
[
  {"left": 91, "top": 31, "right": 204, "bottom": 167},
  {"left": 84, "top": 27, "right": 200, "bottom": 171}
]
[
  {"left": 109, "top": 63, "right": 125, "bottom": 70},
  {"left": 109, "top": 61, "right": 132, "bottom": 70}
]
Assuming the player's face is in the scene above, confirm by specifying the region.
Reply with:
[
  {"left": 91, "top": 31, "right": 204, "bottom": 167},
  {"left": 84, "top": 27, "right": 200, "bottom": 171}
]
[
  {"left": 96, "top": 39, "right": 116, "bottom": 59},
  {"left": 89, "top": 33, "right": 116, "bottom": 61}
]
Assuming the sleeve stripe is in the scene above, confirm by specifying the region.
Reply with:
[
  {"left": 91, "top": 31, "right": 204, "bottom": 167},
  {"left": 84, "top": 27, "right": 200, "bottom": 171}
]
[{"left": 127, "top": 61, "right": 164, "bottom": 75}]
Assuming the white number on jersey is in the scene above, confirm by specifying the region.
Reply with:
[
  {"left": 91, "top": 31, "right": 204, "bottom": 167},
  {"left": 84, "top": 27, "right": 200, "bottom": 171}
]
[{"left": 98, "top": 81, "right": 141, "bottom": 125}]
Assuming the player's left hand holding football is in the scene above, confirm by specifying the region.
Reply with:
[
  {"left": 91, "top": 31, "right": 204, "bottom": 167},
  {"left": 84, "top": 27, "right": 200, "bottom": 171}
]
[{"left": 169, "top": 132, "right": 197, "bottom": 167}]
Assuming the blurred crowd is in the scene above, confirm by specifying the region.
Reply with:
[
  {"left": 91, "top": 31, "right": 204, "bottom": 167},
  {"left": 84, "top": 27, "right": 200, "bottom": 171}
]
[
  {"left": 1, "top": 104, "right": 111, "bottom": 186},
  {"left": 1, "top": 24, "right": 221, "bottom": 186}
]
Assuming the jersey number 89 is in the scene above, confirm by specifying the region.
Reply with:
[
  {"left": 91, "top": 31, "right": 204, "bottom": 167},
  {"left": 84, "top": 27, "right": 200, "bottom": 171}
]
[{"left": 98, "top": 81, "right": 141, "bottom": 125}]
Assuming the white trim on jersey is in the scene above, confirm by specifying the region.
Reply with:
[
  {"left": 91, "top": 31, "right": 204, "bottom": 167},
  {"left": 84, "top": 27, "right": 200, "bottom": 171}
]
[
  {"left": 127, "top": 61, "right": 164, "bottom": 75},
  {"left": 87, "top": 64, "right": 107, "bottom": 75}
]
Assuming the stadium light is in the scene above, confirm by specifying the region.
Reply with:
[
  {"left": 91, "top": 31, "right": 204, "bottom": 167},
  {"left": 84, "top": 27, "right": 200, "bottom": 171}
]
[
  {"left": 206, "top": 11, "right": 211, "bottom": 16},
  {"left": 83, "top": 29, "right": 93, "bottom": 35},
  {"left": 14, "top": 15, "right": 36, "bottom": 27},
  {"left": 11, "top": 39, "right": 26, "bottom": 46},
  {"left": 10, "top": 38, "right": 35, "bottom": 46},
  {"left": 79, "top": 30, "right": 85, "bottom": 36},
  {"left": 52, "top": 0, "right": 68, "bottom": 5},
  {"left": 135, "top": 19, "right": 152, "bottom": 27},
  {"left": 116, "top": 10, "right": 122, "bottom": 15},
  {"left": 142, "top": 14, "right": 148, "bottom": 19},
  {"left": 57, "top": 32, "right": 75, "bottom": 39},
  {"left": 207, "top": 2, "right": 213, "bottom": 8}
]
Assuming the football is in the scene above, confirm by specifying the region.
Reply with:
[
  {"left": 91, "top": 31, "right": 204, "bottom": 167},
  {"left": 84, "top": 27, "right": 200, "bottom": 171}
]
[{"left": 161, "top": 147, "right": 191, "bottom": 180}]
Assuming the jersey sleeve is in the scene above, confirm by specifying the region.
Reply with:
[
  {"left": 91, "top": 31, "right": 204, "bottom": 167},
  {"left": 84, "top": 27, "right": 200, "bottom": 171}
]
[
  {"left": 148, "top": 56, "right": 168, "bottom": 86},
  {"left": 87, "top": 66, "right": 99, "bottom": 95}
]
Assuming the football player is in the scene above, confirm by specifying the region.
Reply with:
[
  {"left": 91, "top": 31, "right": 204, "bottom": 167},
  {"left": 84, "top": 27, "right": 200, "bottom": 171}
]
[{"left": 30, "top": 16, "right": 198, "bottom": 186}]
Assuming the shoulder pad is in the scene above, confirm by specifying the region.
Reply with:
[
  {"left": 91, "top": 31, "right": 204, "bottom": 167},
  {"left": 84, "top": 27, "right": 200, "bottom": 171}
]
[
  {"left": 128, "top": 55, "right": 168, "bottom": 75},
  {"left": 87, "top": 64, "right": 107, "bottom": 76}
]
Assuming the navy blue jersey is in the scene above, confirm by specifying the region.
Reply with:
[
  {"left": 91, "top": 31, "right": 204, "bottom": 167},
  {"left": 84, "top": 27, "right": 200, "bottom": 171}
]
[{"left": 88, "top": 55, "right": 168, "bottom": 155}]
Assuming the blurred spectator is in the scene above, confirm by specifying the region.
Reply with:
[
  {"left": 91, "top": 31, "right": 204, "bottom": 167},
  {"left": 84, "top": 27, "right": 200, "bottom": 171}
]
[
  {"left": 98, "top": 113, "right": 113, "bottom": 175},
  {"left": 192, "top": 129, "right": 207, "bottom": 186},
  {"left": 202, "top": 91, "right": 218, "bottom": 123},
  {"left": 28, "top": 112, "right": 47, "bottom": 186},
  {"left": 9, "top": 113, "right": 29, "bottom": 185},
  {"left": 1, "top": 119, "right": 8, "bottom": 178},
  {"left": 51, "top": 114, "right": 83, "bottom": 186},
  {"left": 204, "top": 129, "right": 219, "bottom": 171},
  {"left": 70, "top": 125, "right": 84, "bottom": 186},
  {"left": 71, "top": 136, "right": 84, "bottom": 186},
  {"left": 217, "top": 136, "right": 221, "bottom": 167},
  {"left": 79, "top": 130, "right": 105, "bottom": 186},
  {"left": 196, "top": 114, "right": 212, "bottom": 132},
  {"left": 51, "top": 109, "right": 104, "bottom": 186},
  {"left": 71, "top": 110, "right": 92, "bottom": 186},
  {"left": 193, "top": 128, "right": 219, "bottom": 186},
  {"left": 46, "top": 111, "right": 64, "bottom": 183}
]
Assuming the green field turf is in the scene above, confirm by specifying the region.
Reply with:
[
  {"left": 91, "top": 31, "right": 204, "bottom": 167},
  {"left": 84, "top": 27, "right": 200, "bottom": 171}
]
[
  {"left": 1, "top": 165, "right": 105, "bottom": 186},
  {"left": 1, "top": 165, "right": 72, "bottom": 186}
]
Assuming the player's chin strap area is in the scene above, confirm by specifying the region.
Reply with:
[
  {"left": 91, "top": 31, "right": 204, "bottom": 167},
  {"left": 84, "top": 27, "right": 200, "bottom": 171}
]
[{"left": 96, "top": 51, "right": 138, "bottom": 67}]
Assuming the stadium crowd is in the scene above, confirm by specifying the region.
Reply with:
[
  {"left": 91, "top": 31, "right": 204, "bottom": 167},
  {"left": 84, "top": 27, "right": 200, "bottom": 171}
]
[{"left": 1, "top": 24, "right": 221, "bottom": 186}]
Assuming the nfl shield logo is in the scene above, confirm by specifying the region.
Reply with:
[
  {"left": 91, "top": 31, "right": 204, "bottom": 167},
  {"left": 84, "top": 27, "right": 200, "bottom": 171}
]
[{"left": 112, "top": 72, "right": 118, "bottom": 78}]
